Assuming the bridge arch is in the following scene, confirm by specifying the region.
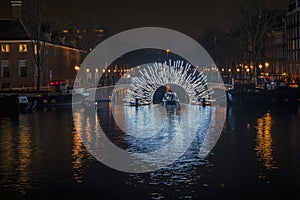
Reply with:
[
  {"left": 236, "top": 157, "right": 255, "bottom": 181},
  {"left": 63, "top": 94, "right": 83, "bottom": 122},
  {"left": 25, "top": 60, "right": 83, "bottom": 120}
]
[
  {"left": 124, "top": 61, "right": 212, "bottom": 105},
  {"left": 152, "top": 84, "right": 189, "bottom": 104}
]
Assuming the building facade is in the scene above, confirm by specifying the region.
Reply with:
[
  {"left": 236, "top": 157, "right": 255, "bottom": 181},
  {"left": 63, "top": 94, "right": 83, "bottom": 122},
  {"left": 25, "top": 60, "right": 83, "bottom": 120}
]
[
  {"left": 0, "top": 1, "right": 85, "bottom": 90},
  {"left": 286, "top": 0, "right": 300, "bottom": 79},
  {"left": 0, "top": 29, "right": 84, "bottom": 90},
  {"left": 264, "top": 11, "right": 287, "bottom": 76}
]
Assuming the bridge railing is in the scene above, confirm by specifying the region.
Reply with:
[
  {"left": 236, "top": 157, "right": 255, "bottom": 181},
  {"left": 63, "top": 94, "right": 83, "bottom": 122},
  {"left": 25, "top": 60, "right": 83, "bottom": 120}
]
[
  {"left": 85, "top": 84, "right": 129, "bottom": 102},
  {"left": 84, "top": 83, "right": 232, "bottom": 102},
  {"left": 207, "top": 83, "right": 233, "bottom": 91}
]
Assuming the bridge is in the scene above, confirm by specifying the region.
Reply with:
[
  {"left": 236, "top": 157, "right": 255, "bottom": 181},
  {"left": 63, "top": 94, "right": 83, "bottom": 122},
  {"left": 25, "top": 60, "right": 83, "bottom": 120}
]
[{"left": 84, "top": 83, "right": 232, "bottom": 102}]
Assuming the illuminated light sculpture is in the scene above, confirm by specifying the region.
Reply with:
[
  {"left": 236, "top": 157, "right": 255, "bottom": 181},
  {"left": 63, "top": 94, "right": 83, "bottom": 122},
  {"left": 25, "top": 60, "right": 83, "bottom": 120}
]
[{"left": 123, "top": 60, "right": 213, "bottom": 105}]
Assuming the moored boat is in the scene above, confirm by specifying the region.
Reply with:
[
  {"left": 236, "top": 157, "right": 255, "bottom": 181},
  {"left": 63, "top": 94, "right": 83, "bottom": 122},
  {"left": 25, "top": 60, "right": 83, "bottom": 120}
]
[
  {"left": 162, "top": 92, "right": 180, "bottom": 107},
  {"left": 227, "top": 85, "right": 300, "bottom": 106}
]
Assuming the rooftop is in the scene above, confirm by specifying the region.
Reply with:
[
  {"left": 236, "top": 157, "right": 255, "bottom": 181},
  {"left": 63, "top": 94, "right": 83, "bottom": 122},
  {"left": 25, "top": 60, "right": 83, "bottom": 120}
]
[{"left": 0, "top": 18, "right": 29, "bottom": 40}]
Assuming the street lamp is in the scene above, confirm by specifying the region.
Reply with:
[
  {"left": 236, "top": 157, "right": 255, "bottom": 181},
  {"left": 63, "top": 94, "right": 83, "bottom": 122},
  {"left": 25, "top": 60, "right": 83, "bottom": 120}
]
[
  {"left": 74, "top": 65, "right": 80, "bottom": 71},
  {"left": 107, "top": 69, "right": 111, "bottom": 84},
  {"left": 265, "top": 62, "right": 269, "bottom": 74},
  {"left": 166, "top": 49, "right": 170, "bottom": 61},
  {"left": 265, "top": 62, "right": 269, "bottom": 68}
]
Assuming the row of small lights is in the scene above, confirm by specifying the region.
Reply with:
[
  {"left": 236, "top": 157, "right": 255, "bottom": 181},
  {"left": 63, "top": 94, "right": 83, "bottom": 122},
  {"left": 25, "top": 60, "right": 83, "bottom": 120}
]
[
  {"left": 101, "top": 68, "right": 133, "bottom": 73},
  {"left": 165, "top": 47, "right": 270, "bottom": 75},
  {"left": 221, "top": 62, "right": 270, "bottom": 73},
  {"left": 75, "top": 48, "right": 169, "bottom": 71},
  {"left": 75, "top": 62, "right": 270, "bottom": 74},
  {"left": 74, "top": 65, "right": 133, "bottom": 73}
]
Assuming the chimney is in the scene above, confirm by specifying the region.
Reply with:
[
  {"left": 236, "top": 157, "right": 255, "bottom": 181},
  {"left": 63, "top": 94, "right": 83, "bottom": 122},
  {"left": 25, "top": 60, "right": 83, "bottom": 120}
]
[{"left": 11, "top": 1, "right": 22, "bottom": 19}]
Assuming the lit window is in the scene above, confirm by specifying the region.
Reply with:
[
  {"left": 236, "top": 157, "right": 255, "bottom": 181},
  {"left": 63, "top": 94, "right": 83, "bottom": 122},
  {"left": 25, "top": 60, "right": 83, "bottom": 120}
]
[
  {"left": 1, "top": 44, "right": 10, "bottom": 53},
  {"left": 19, "top": 44, "right": 28, "bottom": 53},
  {"left": 292, "top": 40, "right": 296, "bottom": 50},
  {"left": 18, "top": 60, "right": 28, "bottom": 77},
  {"left": 34, "top": 44, "right": 37, "bottom": 55},
  {"left": 1, "top": 60, "right": 10, "bottom": 77}
]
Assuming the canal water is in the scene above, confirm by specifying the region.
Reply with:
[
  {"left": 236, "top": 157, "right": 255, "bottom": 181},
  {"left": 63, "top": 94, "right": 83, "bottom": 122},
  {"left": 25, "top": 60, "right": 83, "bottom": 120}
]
[{"left": 0, "top": 103, "right": 300, "bottom": 199}]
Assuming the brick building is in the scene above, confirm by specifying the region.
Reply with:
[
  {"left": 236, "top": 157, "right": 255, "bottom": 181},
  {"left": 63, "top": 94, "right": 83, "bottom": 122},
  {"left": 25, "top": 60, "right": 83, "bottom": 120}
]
[{"left": 0, "top": 1, "right": 85, "bottom": 90}]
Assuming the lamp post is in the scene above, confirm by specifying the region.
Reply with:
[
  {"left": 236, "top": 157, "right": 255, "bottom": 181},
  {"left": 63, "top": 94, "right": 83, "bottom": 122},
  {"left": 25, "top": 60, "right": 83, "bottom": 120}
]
[
  {"left": 166, "top": 49, "right": 170, "bottom": 62},
  {"left": 244, "top": 65, "right": 248, "bottom": 79},
  {"left": 259, "top": 64, "right": 263, "bottom": 74},
  {"left": 95, "top": 68, "right": 99, "bottom": 86},
  {"left": 73, "top": 65, "right": 80, "bottom": 87},
  {"left": 100, "top": 69, "right": 105, "bottom": 86},
  {"left": 265, "top": 62, "right": 269, "bottom": 75},
  {"left": 108, "top": 69, "right": 111, "bottom": 85},
  {"left": 250, "top": 64, "right": 254, "bottom": 79},
  {"left": 74, "top": 65, "right": 80, "bottom": 71},
  {"left": 236, "top": 68, "right": 240, "bottom": 81},
  {"left": 85, "top": 68, "right": 91, "bottom": 87}
]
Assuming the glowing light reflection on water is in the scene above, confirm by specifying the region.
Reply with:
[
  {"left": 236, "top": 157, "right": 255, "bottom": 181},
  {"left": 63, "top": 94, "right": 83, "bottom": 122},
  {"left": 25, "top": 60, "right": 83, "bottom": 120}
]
[
  {"left": 1, "top": 105, "right": 299, "bottom": 199},
  {"left": 74, "top": 103, "right": 217, "bottom": 170}
]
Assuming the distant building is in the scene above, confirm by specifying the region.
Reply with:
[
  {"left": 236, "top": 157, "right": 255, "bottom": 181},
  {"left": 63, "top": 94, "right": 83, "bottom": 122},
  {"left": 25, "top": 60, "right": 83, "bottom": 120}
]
[
  {"left": 0, "top": 1, "right": 85, "bottom": 90},
  {"left": 264, "top": 11, "right": 287, "bottom": 76},
  {"left": 199, "top": 29, "right": 242, "bottom": 73},
  {"left": 56, "top": 26, "right": 106, "bottom": 52},
  {"left": 286, "top": 0, "right": 300, "bottom": 79}
]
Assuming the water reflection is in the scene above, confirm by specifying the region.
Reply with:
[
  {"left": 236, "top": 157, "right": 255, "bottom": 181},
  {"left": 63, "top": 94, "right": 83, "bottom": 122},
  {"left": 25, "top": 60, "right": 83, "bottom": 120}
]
[
  {"left": 0, "top": 118, "right": 17, "bottom": 192},
  {"left": 0, "top": 116, "right": 37, "bottom": 195},
  {"left": 17, "top": 121, "right": 32, "bottom": 193},
  {"left": 72, "top": 129, "right": 85, "bottom": 183},
  {"left": 72, "top": 111, "right": 96, "bottom": 183},
  {"left": 76, "top": 101, "right": 219, "bottom": 173},
  {"left": 123, "top": 104, "right": 210, "bottom": 154},
  {"left": 1, "top": 105, "right": 300, "bottom": 199},
  {"left": 255, "top": 112, "right": 277, "bottom": 170}
]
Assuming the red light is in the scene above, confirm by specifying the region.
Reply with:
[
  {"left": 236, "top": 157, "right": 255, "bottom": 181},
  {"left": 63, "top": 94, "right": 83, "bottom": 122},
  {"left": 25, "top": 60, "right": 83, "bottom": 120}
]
[
  {"left": 56, "top": 81, "right": 59, "bottom": 85},
  {"left": 50, "top": 81, "right": 54, "bottom": 86},
  {"left": 119, "top": 73, "right": 123, "bottom": 77}
]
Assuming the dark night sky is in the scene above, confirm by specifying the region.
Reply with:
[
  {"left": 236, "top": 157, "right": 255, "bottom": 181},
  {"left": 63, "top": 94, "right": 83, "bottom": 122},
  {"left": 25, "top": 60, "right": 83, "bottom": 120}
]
[{"left": 0, "top": 0, "right": 290, "bottom": 39}]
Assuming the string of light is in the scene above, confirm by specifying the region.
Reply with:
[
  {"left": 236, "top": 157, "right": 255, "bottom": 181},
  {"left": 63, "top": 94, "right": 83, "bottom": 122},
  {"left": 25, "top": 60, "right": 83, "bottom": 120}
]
[{"left": 123, "top": 60, "right": 213, "bottom": 104}]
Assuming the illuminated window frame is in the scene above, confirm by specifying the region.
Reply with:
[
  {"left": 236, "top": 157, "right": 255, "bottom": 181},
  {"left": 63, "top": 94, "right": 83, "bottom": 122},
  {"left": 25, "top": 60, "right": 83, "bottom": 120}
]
[
  {"left": 18, "top": 60, "right": 28, "bottom": 77},
  {"left": 34, "top": 44, "right": 37, "bottom": 55},
  {"left": 19, "top": 44, "right": 28, "bottom": 53},
  {"left": 1, "top": 60, "right": 10, "bottom": 77},
  {"left": 1, "top": 44, "right": 10, "bottom": 53}
]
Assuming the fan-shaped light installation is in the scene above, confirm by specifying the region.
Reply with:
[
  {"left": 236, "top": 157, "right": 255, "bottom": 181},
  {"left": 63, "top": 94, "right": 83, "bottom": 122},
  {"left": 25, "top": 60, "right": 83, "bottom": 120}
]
[{"left": 124, "top": 60, "right": 213, "bottom": 105}]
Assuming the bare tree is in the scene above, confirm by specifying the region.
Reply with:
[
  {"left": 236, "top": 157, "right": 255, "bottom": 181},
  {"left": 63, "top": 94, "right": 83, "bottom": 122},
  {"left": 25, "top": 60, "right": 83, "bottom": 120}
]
[
  {"left": 199, "top": 28, "right": 242, "bottom": 72},
  {"left": 21, "top": 0, "right": 48, "bottom": 91},
  {"left": 240, "top": 0, "right": 276, "bottom": 66}
]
